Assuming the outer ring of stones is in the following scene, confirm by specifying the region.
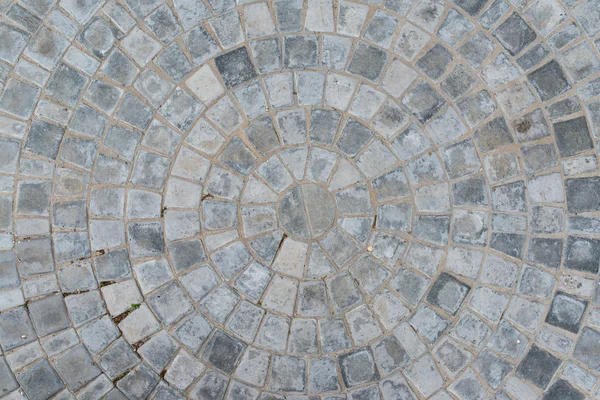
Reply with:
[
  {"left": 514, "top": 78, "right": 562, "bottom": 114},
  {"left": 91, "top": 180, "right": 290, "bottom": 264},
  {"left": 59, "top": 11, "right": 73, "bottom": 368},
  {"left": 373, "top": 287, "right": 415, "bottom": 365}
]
[{"left": 2, "top": 0, "right": 600, "bottom": 396}]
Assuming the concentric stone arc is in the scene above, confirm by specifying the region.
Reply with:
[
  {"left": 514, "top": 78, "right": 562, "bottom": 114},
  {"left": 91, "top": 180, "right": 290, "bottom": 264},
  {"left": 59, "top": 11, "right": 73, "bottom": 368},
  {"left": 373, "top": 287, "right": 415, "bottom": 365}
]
[{"left": 0, "top": 0, "right": 600, "bottom": 397}]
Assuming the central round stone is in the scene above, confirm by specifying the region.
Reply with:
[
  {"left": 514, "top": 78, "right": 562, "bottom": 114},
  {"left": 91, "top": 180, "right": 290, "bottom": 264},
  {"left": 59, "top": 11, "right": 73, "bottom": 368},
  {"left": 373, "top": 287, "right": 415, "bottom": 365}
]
[{"left": 278, "top": 183, "right": 336, "bottom": 240}]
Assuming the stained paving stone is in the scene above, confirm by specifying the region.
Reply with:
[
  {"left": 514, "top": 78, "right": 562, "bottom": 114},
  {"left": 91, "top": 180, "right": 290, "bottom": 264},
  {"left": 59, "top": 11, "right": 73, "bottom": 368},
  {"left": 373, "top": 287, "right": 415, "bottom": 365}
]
[
  {"left": 2, "top": 1, "right": 600, "bottom": 398},
  {"left": 516, "top": 345, "right": 562, "bottom": 389}
]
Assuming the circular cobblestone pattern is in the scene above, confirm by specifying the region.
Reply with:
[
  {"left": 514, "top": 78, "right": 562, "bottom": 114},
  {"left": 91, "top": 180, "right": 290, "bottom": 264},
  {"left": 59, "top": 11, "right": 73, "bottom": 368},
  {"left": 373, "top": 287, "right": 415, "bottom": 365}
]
[{"left": 2, "top": 0, "right": 600, "bottom": 397}]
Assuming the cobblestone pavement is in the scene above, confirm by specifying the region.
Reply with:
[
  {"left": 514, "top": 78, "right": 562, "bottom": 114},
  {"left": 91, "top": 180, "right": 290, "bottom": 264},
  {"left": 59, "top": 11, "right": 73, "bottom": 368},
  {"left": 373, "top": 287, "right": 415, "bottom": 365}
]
[{"left": 1, "top": 0, "right": 600, "bottom": 397}]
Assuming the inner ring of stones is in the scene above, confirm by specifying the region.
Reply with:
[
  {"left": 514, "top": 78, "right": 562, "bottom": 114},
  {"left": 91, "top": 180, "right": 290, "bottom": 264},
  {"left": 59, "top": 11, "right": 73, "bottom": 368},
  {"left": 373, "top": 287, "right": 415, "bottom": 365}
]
[{"left": 278, "top": 183, "right": 336, "bottom": 240}]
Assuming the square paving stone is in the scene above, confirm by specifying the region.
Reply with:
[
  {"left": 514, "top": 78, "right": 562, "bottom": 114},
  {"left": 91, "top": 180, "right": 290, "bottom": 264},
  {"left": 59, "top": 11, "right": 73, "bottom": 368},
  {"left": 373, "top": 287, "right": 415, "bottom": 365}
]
[
  {"left": 530, "top": 205, "right": 563, "bottom": 234},
  {"left": 226, "top": 301, "right": 264, "bottom": 342},
  {"left": 115, "top": 94, "right": 154, "bottom": 131},
  {"left": 131, "top": 151, "right": 170, "bottom": 191},
  {"left": 337, "top": 348, "right": 380, "bottom": 388},
  {"left": 273, "top": 0, "right": 303, "bottom": 32},
  {"left": 0, "top": 253, "right": 19, "bottom": 290},
  {"left": 218, "top": 137, "right": 257, "bottom": 175},
  {"left": 215, "top": 46, "right": 257, "bottom": 89},
  {"left": 117, "top": 363, "right": 160, "bottom": 400},
  {"left": 53, "top": 231, "right": 91, "bottom": 263},
  {"left": 390, "top": 268, "right": 430, "bottom": 306},
  {"left": 103, "top": 126, "right": 141, "bottom": 161},
  {"left": 337, "top": 118, "right": 373, "bottom": 157},
  {"left": 25, "top": 120, "right": 65, "bottom": 160},
  {"left": 138, "top": 331, "right": 179, "bottom": 373},
  {"left": 0, "top": 307, "right": 36, "bottom": 351},
  {"left": 473, "top": 349, "right": 513, "bottom": 389},
  {"left": 458, "top": 31, "right": 493, "bottom": 67},
  {"left": 29, "top": 293, "right": 70, "bottom": 337},
  {"left": 564, "top": 235, "right": 600, "bottom": 273},
  {"left": 54, "top": 345, "right": 100, "bottom": 391},
  {"left": 45, "top": 64, "right": 87, "bottom": 107},
  {"left": 493, "top": 12, "right": 536, "bottom": 56},
  {"left": 256, "top": 314, "right": 290, "bottom": 352},
  {"left": 148, "top": 282, "right": 194, "bottom": 327},
  {"left": 320, "top": 318, "right": 352, "bottom": 354},
  {"left": 251, "top": 37, "right": 282, "bottom": 74},
  {"left": 490, "top": 232, "right": 526, "bottom": 259},
  {"left": 553, "top": 116, "right": 593, "bottom": 157},
  {"left": 517, "top": 265, "right": 555, "bottom": 299},
  {"left": 128, "top": 221, "right": 165, "bottom": 258},
  {"left": 309, "top": 357, "right": 340, "bottom": 393},
  {"left": 572, "top": 0, "right": 600, "bottom": 36},
  {"left": 270, "top": 356, "right": 306, "bottom": 393},
  {"left": 488, "top": 321, "right": 528, "bottom": 359},
  {"left": 94, "top": 249, "right": 132, "bottom": 283},
  {"left": 160, "top": 88, "right": 204, "bottom": 132},
  {"left": 284, "top": 35, "right": 318, "bottom": 69},
  {"left": 347, "top": 42, "right": 388, "bottom": 82},
  {"left": 0, "top": 79, "right": 39, "bottom": 119},
  {"left": 426, "top": 272, "right": 470, "bottom": 315},
  {"left": 135, "top": 70, "right": 174, "bottom": 108},
  {"left": 473, "top": 116, "right": 513, "bottom": 152},
  {"left": 517, "top": 43, "right": 551, "bottom": 70},
  {"left": 164, "top": 349, "right": 204, "bottom": 391},
  {"left": 452, "top": 0, "right": 488, "bottom": 15},
  {"left": 78, "top": 16, "right": 121, "bottom": 59},
  {"left": 17, "top": 359, "right": 64, "bottom": 400},
  {"left": 182, "top": 26, "right": 218, "bottom": 66},
  {"left": 441, "top": 64, "right": 476, "bottom": 99},
  {"left": 452, "top": 176, "right": 488, "bottom": 207},
  {"left": 414, "top": 215, "right": 450, "bottom": 245},
  {"left": 24, "top": 27, "right": 68, "bottom": 68},
  {"left": 0, "top": 22, "right": 30, "bottom": 63},
  {"left": 403, "top": 355, "right": 444, "bottom": 397},
  {"left": 322, "top": 35, "right": 352, "bottom": 70},
  {"left": 546, "top": 291, "right": 587, "bottom": 333},
  {"left": 441, "top": 139, "right": 481, "bottom": 179},
  {"left": 173, "top": 312, "right": 213, "bottom": 353},
  {"left": 512, "top": 108, "right": 550, "bottom": 143},
  {"left": 201, "top": 329, "right": 246, "bottom": 374},
  {"left": 371, "top": 335, "right": 410, "bottom": 374},
  {"left": 98, "top": 337, "right": 140, "bottom": 379},
  {"left": 145, "top": 5, "right": 182, "bottom": 44},
  {"left": 402, "top": 81, "right": 446, "bottom": 123},
  {"left": 409, "top": 304, "right": 449, "bottom": 344},
  {"left": 365, "top": 10, "right": 398, "bottom": 48},
  {"left": 155, "top": 43, "right": 193, "bottom": 82},
  {"left": 416, "top": 44, "right": 453, "bottom": 80},
  {"left": 101, "top": 280, "right": 142, "bottom": 317},
  {"left": 77, "top": 315, "right": 119, "bottom": 355},
  {"left": 516, "top": 345, "right": 562, "bottom": 389},
  {"left": 245, "top": 116, "right": 280, "bottom": 154},
  {"left": 457, "top": 90, "right": 496, "bottom": 128},
  {"left": 559, "top": 41, "right": 600, "bottom": 82},
  {"left": 84, "top": 79, "right": 122, "bottom": 114},
  {"left": 528, "top": 60, "right": 571, "bottom": 101},
  {"left": 169, "top": 239, "right": 207, "bottom": 273},
  {"left": 378, "top": 373, "right": 416, "bottom": 400},
  {"left": 16, "top": 237, "right": 54, "bottom": 275},
  {"left": 566, "top": 177, "right": 600, "bottom": 213},
  {"left": 543, "top": 379, "right": 584, "bottom": 400},
  {"left": 209, "top": 10, "right": 243, "bottom": 48},
  {"left": 573, "top": 327, "right": 600, "bottom": 372},
  {"left": 526, "top": 237, "right": 563, "bottom": 269},
  {"left": 65, "top": 291, "right": 106, "bottom": 327},
  {"left": 438, "top": 9, "right": 475, "bottom": 47},
  {"left": 0, "top": 356, "right": 17, "bottom": 395}
]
